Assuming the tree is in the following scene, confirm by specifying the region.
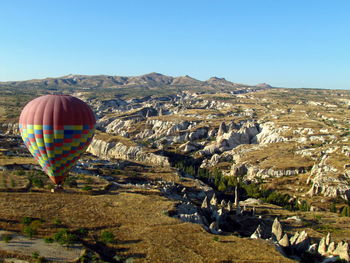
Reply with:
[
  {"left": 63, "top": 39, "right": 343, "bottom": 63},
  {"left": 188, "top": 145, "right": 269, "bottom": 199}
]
[
  {"left": 330, "top": 203, "right": 337, "bottom": 213},
  {"left": 53, "top": 229, "right": 78, "bottom": 245},
  {"left": 100, "top": 231, "right": 115, "bottom": 244},
  {"left": 23, "top": 225, "right": 38, "bottom": 238},
  {"left": 218, "top": 180, "right": 227, "bottom": 192},
  {"left": 340, "top": 206, "right": 350, "bottom": 217}
]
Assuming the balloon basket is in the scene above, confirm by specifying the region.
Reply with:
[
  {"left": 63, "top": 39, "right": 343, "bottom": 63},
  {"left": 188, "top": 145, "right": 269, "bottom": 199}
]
[{"left": 51, "top": 185, "right": 64, "bottom": 193}]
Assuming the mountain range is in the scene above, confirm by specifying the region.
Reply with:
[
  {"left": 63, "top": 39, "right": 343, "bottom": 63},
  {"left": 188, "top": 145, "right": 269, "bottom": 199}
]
[{"left": 0, "top": 72, "right": 272, "bottom": 90}]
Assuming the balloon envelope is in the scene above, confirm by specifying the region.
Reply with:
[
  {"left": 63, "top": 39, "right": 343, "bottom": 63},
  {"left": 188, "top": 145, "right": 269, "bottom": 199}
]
[{"left": 19, "top": 95, "right": 96, "bottom": 185}]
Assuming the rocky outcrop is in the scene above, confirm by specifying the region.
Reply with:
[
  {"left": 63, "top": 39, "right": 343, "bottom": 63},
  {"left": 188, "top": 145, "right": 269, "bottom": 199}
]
[
  {"left": 307, "top": 156, "right": 350, "bottom": 201},
  {"left": 1, "top": 123, "right": 19, "bottom": 135},
  {"left": 316, "top": 233, "right": 350, "bottom": 261},
  {"left": 318, "top": 237, "right": 327, "bottom": 256},
  {"left": 279, "top": 234, "right": 290, "bottom": 247},
  {"left": 209, "top": 221, "right": 220, "bottom": 234},
  {"left": 135, "top": 129, "right": 155, "bottom": 140},
  {"left": 201, "top": 196, "right": 209, "bottom": 209},
  {"left": 188, "top": 127, "right": 208, "bottom": 141},
  {"left": 217, "top": 122, "right": 227, "bottom": 136},
  {"left": 105, "top": 119, "right": 136, "bottom": 136},
  {"left": 87, "top": 139, "right": 170, "bottom": 167},
  {"left": 327, "top": 242, "right": 335, "bottom": 254},
  {"left": 250, "top": 224, "right": 262, "bottom": 239},
  {"left": 179, "top": 141, "right": 202, "bottom": 154},
  {"left": 239, "top": 198, "right": 262, "bottom": 206},
  {"left": 210, "top": 194, "right": 218, "bottom": 206},
  {"left": 253, "top": 122, "right": 289, "bottom": 144},
  {"left": 293, "top": 230, "right": 310, "bottom": 253},
  {"left": 230, "top": 163, "right": 306, "bottom": 180},
  {"left": 272, "top": 218, "right": 283, "bottom": 241},
  {"left": 333, "top": 241, "right": 350, "bottom": 261},
  {"left": 199, "top": 121, "right": 260, "bottom": 156},
  {"left": 246, "top": 166, "right": 306, "bottom": 180},
  {"left": 178, "top": 212, "right": 204, "bottom": 225}
]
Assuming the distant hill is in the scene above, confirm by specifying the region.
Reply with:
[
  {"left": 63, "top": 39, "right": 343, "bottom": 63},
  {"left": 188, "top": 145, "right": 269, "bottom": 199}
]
[{"left": 0, "top": 72, "right": 272, "bottom": 92}]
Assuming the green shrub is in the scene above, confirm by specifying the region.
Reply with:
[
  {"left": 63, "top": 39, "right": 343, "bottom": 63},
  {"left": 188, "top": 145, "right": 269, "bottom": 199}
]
[
  {"left": 264, "top": 191, "right": 290, "bottom": 206},
  {"left": 53, "top": 229, "right": 78, "bottom": 245},
  {"left": 23, "top": 225, "right": 38, "bottom": 238},
  {"left": 85, "top": 177, "right": 94, "bottom": 184},
  {"left": 36, "top": 256, "right": 47, "bottom": 263},
  {"left": 340, "top": 206, "right": 350, "bottom": 217},
  {"left": 10, "top": 178, "right": 16, "bottom": 188},
  {"left": 82, "top": 185, "right": 92, "bottom": 191},
  {"left": 1, "top": 176, "right": 7, "bottom": 188},
  {"left": 242, "top": 183, "right": 263, "bottom": 199},
  {"left": 16, "top": 170, "right": 25, "bottom": 176},
  {"left": 330, "top": 203, "right": 337, "bottom": 213},
  {"left": 53, "top": 218, "right": 62, "bottom": 227},
  {"left": 125, "top": 258, "right": 135, "bottom": 263},
  {"left": 218, "top": 180, "right": 227, "bottom": 192},
  {"left": 76, "top": 228, "right": 88, "bottom": 237},
  {"left": 1, "top": 234, "right": 12, "bottom": 243},
  {"left": 197, "top": 168, "right": 209, "bottom": 179},
  {"left": 298, "top": 200, "right": 310, "bottom": 212},
  {"left": 32, "top": 251, "right": 39, "bottom": 259},
  {"left": 100, "top": 231, "right": 115, "bottom": 244},
  {"left": 44, "top": 237, "right": 54, "bottom": 243},
  {"left": 161, "top": 210, "right": 169, "bottom": 216},
  {"left": 313, "top": 214, "right": 322, "bottom": 223},
  {"left": 27, "top": 171, "right": 46, "bottom": 188},
  {"left": 32, "top": 177, "right": 44, "bottom": 188},
  {"left": 22, "top": 216, "right": 34, "bottom": 225},
  {"left": 64, "top": 176, "right": 78, "bottom": 188}
]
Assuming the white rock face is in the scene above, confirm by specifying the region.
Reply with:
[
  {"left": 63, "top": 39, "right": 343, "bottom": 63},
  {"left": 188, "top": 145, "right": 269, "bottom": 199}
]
[
  {"left": 105, "top": 119, "right": 135, "bottom": 135},
  {"left": 178, "top": 212, "right": 204, "bottom": 225},
  {"left": 230, "top": 162, "right": 306, "bottom": 180},
  {"left": 201, "top": 196, "right": 209, "bottom": 209},
  {"left": 1, "top": 123, "right": 19, "bottom": 135},
  {"left": 209, "top": 221, "right": 221, "bottom": 234},
  {"left": 272, "top": 217, "right": 283, "bottom": 241},
  {"left": 239, "top": 198, "right": 262, "bottom": 206},
  {"left": 254, "top": 122, "right": 289, "bottom": 144},
  {"left": 250, "top": 224, "right": 262, "bottom": 239},
  {"left": 289, "top": 232, "right": 299, "bottom": 246},
  {"left": 199, "top": 121, "right": 260, "bottom": 156},
  {"left": 210, "top": 194, "right": 218, "bottom": 206},
  {"left": 307, "top": 156, "right": 350, "bottom": 201},
  {"left": 179, "top": 141, "right": 202, "bottom": 153},
  {"left": 279, "top": 234, "right": 290, "bottom": 247},
  {"left": 294, "top": 230, "right": 310, "bottom": 253},
  {"left": 188, "top": 127, "right": 208, "bottom": 141},
  {"left": 333, "top": 241, "right": 350, "bottom": 261},
  {"left": 135, "top": 129, "right": 155, "bottom": 140},
  {"left": 87, "top": 139, "right": 170, "bottom": 167}
]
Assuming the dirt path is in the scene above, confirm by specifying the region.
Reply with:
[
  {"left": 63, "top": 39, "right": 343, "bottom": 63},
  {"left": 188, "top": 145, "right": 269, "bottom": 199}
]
[{"left": 0, "top": 230, "right": 83, "bottom": 262}]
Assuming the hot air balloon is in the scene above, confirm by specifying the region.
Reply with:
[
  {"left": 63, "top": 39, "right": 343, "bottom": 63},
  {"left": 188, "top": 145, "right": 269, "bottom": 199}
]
[{"left": 19, "top": 94, "right": 96, "bottom": 187}]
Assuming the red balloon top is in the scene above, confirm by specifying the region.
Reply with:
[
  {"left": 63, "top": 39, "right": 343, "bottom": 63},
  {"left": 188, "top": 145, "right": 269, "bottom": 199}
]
[{"left": 19, "top": 95, "right": 95, "bottom": 127}]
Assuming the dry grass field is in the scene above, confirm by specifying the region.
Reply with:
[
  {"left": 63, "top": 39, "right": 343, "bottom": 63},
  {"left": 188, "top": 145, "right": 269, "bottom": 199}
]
[
  {"left": 0, "top": 189, "right": 295, "bottom": 263},
  {"left": 235, "top": 142, "right": 314, "bottom": 170},
  {"left": 0, "top": 171, "right": 30, "bottom": 190}
]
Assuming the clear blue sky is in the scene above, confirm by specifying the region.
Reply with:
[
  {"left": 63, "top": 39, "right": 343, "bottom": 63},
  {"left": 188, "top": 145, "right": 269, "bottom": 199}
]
[{"left": 0, "top": 0, "right": 349, "bottom": 89}]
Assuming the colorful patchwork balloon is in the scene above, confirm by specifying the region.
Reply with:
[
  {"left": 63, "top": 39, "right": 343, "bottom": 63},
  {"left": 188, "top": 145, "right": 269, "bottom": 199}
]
[{"left": 19, "top": 95, "right": 96, "bottom": 186}]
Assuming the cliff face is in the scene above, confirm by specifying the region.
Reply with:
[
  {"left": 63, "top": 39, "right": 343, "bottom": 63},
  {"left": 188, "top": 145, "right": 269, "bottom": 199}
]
[
  {"left": 230, "top": 163, "right": 307, "bottom": 181},
  {"left": 254, "top": 122, "right": 289, "bottom": 144},
  {"left": 198, "top": 121, "right": 260, "bottom": 156},
  {"left": 0, "top": 123, "right": 19, "bottom": 135},
  {"left": 87, "top": 139, "right": 170, "bottom": 167},
  {"left": 307, "top": 154, "right": 350, "bottom": 201}
]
